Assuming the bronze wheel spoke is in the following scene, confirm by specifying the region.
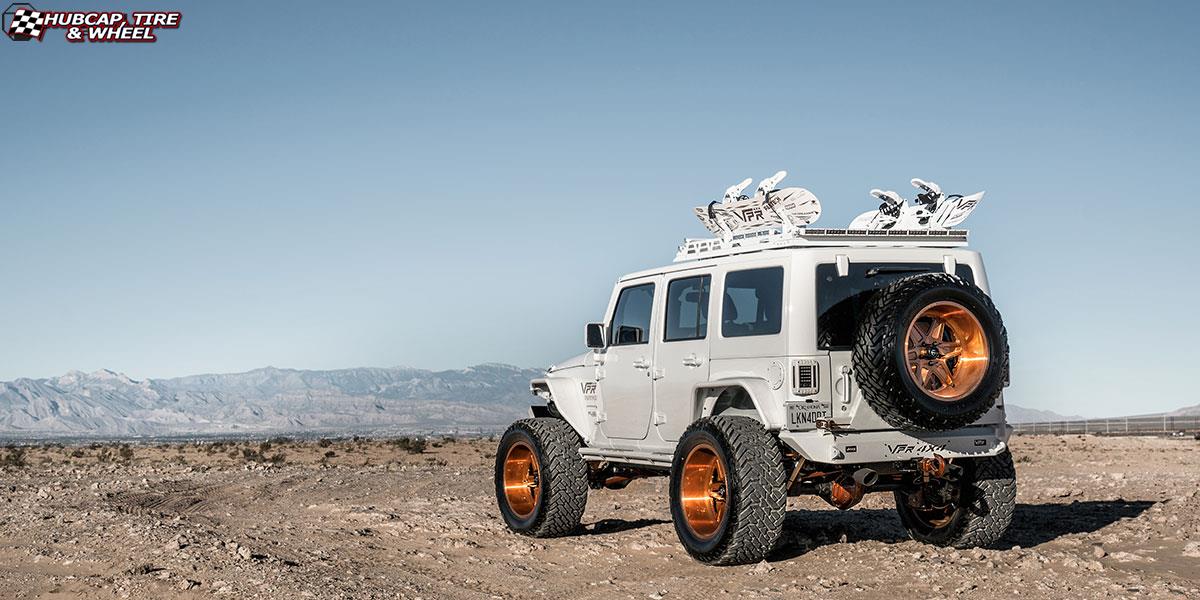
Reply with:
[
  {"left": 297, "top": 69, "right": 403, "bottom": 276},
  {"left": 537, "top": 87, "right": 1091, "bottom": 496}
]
[
  {"left": 921, "top": 365, "right": 938, "bottom": 389},
  {"left": 909, "top": 322, "right": 928, "bottom": 345},
  {"left": 929, "top": 319, "right": 946, "bottom": 342},
  {"left": 931, "top": 361, "right": 954, "bottom": 388}
]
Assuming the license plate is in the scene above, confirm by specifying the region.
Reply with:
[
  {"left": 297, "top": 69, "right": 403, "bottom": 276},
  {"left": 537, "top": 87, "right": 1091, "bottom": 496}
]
[{"left": 786, "top": 402, "right": 829, "bottom": 430}]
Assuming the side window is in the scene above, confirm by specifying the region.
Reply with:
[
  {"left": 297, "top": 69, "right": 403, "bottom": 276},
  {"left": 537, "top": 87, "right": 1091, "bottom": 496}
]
[
  {"left": 664, "top": 275, "right": 711, "bottom": 342},
  {"left": 610, "top": 283, "right": 655, "bottom": 346},
  {"left": 722, "top": 267, "right": 784, "bottom": 338}
]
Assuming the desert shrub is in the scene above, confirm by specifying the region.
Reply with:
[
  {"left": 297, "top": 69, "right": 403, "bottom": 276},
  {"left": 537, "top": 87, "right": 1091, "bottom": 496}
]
[
  {"left": 317, "top": 438, "right": 333, "bottom": 448},
  {"left": 1, "top": 446, "right": 28, "bottom": 468},
  {"left": 387, "top": 437, "right": 427, "bottom": 454},
  {"left": 117, "top": 445, "right": 134, "bottom": 462},
  {"left": 239, "top": 447, "right": 287, "bottom": 464},
  {"left": 258, "top": 441, "right": 272, "bottom": 453},
  {"left": 69, "top": 448, "right": 86, "bottom": 459}
]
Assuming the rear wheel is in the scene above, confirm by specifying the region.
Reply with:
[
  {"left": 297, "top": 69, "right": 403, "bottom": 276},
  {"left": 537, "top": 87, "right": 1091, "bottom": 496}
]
[
  {"left": 495, "top": 418, "right": 588, "bottom": 537},
  {"left": 894, "top": 451, "right": 1017, "bottom": 548},
  {"left": 669, "top": 416, "right": 787, "bottom": 565}
]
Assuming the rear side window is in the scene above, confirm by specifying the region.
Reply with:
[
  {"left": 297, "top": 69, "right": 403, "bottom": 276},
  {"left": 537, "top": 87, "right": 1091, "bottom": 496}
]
[
  {"left": 664, "top": 275, "right": 711, "bottom": 342},
  {"left": 722, "top": 267, "right": 784, "bottom": 338},
  {"left": 816, "top": 263, "right": 975, "bottom": 350},
  {"left": 610, "top": 283, "right": 655, "bottom": 346}
]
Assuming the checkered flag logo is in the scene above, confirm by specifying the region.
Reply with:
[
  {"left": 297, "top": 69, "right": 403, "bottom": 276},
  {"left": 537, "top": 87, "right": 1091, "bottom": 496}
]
[{"left": 6, "top": 6, "right": 44, "bottom": 40}]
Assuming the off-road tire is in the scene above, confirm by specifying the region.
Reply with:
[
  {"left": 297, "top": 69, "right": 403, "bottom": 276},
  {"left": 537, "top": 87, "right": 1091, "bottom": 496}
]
[
  {"left": 669, "top": 416, "right": 787, "bottom": 565},
  {"left": 853, "top": 273, "right": 1008, "bottom": 431},
  {"left": 494, "top": 418, "right": 588, "bottom": 537},
  {"left": 894, "top": 451, "right": 1017, "bottom": 548}
]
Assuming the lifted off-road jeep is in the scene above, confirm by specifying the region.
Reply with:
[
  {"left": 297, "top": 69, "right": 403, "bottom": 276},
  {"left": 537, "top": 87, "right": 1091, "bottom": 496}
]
[{"left": 495, "top": 173, "right": 1015, "bottom": 565}]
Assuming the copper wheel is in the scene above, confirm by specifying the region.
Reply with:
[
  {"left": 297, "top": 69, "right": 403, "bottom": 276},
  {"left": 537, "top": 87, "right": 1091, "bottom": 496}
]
[
  {"left": 904, "top": 301, "right": 990, "bottom": 401},
  {"left": 501, "top": 441, "right": 541, "bottom": 519},
  {"left": 908, "top": 497, "right": 961, "bottom": 530},
  {"left": 679, "top": 442, "right": 728, "bottom": 540}
]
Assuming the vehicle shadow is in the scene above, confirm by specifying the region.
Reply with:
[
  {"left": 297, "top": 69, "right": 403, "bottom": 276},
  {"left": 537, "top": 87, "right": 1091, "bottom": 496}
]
[
  {"left": 581, "top": 517, "right": 671, "bottom": 536},
  {"left": 770, "top": 500, "right": 1154, "bottom": 561}
]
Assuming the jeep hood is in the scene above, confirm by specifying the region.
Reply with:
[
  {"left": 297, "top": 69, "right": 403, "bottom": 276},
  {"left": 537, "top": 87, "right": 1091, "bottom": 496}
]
[{"left": 546, "top": 352, "right": 593, "bottom": 374}]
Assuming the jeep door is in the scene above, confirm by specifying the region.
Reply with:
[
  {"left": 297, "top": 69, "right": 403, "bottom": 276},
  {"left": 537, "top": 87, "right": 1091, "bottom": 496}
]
[
  {"left": 653, "top": 274, "right": 712, "bottom": 442},
  {"left": 598, "top": 278, "right": 659, "bottom": 440}
]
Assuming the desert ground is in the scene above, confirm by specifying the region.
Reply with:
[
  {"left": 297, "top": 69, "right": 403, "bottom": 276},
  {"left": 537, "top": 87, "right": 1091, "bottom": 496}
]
[{"left": 1, "top": 434, "right": 1197, "bottom": 600}]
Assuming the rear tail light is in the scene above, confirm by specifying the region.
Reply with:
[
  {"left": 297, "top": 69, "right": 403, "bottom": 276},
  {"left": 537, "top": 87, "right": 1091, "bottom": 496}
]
[{"left": 792, "top": 360, "right": 819, "bottom": 396}]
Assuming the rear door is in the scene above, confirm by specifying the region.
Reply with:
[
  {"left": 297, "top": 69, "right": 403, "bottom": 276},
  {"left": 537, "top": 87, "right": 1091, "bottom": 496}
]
[
  {"left": 653, "top": 274, "right": 712, "bottom": 442},
  {"left": 598, "top": 278, "right": 659, "bottom": 440},
  {"left": 815, "top": 261, "right": 977, "bottom": 425}
]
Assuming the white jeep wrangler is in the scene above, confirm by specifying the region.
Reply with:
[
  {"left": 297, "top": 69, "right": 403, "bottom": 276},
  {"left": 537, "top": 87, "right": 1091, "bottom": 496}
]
[{"left": 495, "top": 173, "right": 1015, "bottom": 565}]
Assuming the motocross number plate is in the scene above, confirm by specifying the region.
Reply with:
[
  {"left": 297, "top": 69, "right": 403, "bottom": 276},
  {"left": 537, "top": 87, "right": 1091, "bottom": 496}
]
[{"left": 786, "top": 402, "right": 829, "bottom": 430}]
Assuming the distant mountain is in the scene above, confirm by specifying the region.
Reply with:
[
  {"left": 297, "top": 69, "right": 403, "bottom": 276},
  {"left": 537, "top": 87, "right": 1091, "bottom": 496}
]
[
  {"left": 1167, "top": 404, "right": 1200, "bottom": 417},
  {"left": 0, "top": 364, "right": 542, "bottom": 439},
  {"left": 1004, "top": 404, "right": 1083, "bottom": 424}
]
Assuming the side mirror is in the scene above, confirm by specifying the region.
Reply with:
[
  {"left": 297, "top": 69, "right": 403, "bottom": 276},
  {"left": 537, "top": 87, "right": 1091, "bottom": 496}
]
[{"left": 585, "top": 323, "right": 607, "bottom": 349}]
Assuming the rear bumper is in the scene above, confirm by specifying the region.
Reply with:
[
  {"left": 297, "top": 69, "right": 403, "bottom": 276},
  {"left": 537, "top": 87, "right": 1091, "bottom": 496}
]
[{"left": 778, "top": 423, "right": 1012, "bottom": 464}]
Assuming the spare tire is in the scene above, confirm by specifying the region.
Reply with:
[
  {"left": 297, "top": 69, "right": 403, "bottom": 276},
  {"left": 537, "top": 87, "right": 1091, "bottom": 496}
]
[{"left": 852, "top": 273, "right": 1008, "bottom": 431}]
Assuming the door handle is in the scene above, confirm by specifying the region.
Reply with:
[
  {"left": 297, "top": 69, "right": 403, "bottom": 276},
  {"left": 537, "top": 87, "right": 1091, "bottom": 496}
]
[
  {"left": 632, "top": 358, "right": 651, "bottom": 369},
  {"left": 682, "top": 354, "right": 703, "bottom": 367}
]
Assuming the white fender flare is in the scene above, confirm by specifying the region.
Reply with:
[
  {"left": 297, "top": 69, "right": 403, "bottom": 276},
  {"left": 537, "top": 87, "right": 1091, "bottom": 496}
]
[
  {"left": 695, "top": 377, "right": 786, "bottom": 430},
  {"left": 529, "top": 377, "right": 594, "bottom": 444}
]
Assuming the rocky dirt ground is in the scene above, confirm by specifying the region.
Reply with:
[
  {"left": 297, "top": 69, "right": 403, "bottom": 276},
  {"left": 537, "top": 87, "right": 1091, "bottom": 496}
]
[{"left": 1, "top": 434, "right": 1197, "bottom": 599}]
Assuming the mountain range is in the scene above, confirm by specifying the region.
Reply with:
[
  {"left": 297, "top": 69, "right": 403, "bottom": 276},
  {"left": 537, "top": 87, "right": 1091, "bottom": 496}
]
[
  {"left": 0, "top": 365, "right": 1186, "bottom": 439},
  {"left": 0, "top": 365, "right": 542, "bottom": 439}
]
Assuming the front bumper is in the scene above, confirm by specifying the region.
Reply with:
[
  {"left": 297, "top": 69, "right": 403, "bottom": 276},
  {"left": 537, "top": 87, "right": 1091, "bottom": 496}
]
[{"left": 778, "top": 424, "right": 1012, "bottom": 464}]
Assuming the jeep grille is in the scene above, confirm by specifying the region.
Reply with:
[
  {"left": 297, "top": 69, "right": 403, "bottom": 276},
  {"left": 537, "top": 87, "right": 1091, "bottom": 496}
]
[{"left": 792, "top": 360, "right": 819, "bottom": 396}]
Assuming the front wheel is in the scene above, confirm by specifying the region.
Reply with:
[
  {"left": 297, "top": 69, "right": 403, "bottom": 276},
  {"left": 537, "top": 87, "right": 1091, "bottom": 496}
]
[
  {"left": 669, "top": 416, "right": 787, "bottom": 565},
  {"left": 494, "top": 418, "right": 589, "bottom": 537},
  {"left": 894, "top": 451, "right": 1017, "bottom": 548}
]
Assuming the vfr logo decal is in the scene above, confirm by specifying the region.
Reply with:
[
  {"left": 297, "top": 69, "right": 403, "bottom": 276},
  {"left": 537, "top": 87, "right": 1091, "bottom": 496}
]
[
  {"left": 738, "top": 207, "right": 764, "bottom": 222},
  {"left": 886, "top": 443, "right": 948, "bottom": 454},
  {"left": 581, "top": 382, "right": 597, "bottom": 397}
]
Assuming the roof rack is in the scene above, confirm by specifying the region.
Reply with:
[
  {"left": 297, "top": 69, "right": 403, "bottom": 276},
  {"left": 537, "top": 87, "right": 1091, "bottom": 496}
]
[{"left": 674, "top": 227, "right": 969, "bottom": 262}]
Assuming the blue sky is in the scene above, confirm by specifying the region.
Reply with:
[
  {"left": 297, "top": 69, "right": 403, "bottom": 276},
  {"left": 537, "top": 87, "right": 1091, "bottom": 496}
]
[{"left": 2, "top": 1, "right": 1198, "bottom": 417}]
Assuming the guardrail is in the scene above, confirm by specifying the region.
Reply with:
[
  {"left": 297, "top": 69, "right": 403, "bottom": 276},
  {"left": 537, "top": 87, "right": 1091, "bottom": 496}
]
[{"left": 1013, "top": 415, "right": 1200, "bottom": 435}]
